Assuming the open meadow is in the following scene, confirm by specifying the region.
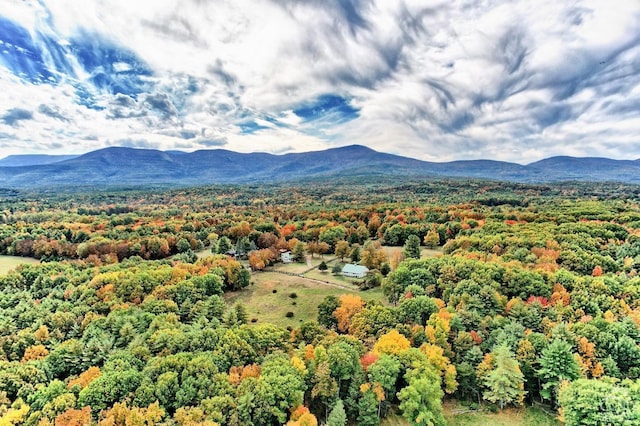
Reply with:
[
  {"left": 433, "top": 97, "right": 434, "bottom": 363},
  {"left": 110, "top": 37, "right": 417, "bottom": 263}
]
[
  {"left": 381, "top": 403, "right": 560, "bottom": 426},
  {"left": 223, "top": 270, "right": 386, "bottom": 328},
  {"left": 0, "top": 255, "right": 39, "bottom": 275}
]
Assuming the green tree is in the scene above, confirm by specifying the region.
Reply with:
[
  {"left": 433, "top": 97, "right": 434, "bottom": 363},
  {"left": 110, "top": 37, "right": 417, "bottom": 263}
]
[
  {"left": 482, "top": 344, "right": 525, "bottom": 409},
  {"left": 320, "top": 226, "right": 347, "bottom": 250},
  {"left": 559, "top": 378, "right": 640, "bottom": 426},
  {"left": 397, "top": 368, "right": 446, "bottom": 426},
  {"left": 367, "top": 354, "right": 401, "bottom": 402},
  {"left": 357, "top": 388, "right": 380, "bottom": 426},
  {"left": 176, "top": 238, "right": 191, "bottom": 253},
  {"left": 318, "top": 296, "right": 340, "bottom": 330},
  {"left": 312, "top": 361, "right": 338, "bottom": 420},
  {"left": 293, "top": 241, "right": 307, "bottom": 262},
  {"left": 327, "top": 399, "right": 347, "bottom": 426},
  {"left": 350, "top": 244, "right": 361, "bottom": 263},
  {"left": 403, "top": 234, "right": 421, "bottom": 260},
  {"left": 217, "top": 236, "right": 232, "bottom": 254},
  {"left": 538, "top": 339, "right": 581, "bottom": 405},
  {"left": 319, "top": 261, "right": 328, "bottom": 272}
]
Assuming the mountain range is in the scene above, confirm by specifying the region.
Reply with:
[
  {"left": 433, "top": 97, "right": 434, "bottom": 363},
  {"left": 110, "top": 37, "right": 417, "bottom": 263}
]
[{"left": 1, "top": 145, "right": 639, "bottom": 189}]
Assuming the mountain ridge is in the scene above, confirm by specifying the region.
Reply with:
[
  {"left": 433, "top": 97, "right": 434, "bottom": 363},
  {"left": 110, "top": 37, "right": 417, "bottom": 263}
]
[{"left": 1, "top": 145, "right": 639, "bottom": 188}]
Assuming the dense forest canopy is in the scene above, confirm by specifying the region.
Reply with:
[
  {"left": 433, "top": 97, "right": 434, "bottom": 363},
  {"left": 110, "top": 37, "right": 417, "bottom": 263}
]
[{"left": 1, "top": 178, "right": 640, "bottom": 425}]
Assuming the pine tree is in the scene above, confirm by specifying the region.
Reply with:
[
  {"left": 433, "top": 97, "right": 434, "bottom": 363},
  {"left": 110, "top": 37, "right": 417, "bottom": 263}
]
[
  {"left": 357, "top": 389, "right": 379, "bottom": 426},
  {"left": 483, "top": 344, "right": 525, "bottom": 409},
  {"left": 234, "top": 303, "right": 248, "bottom": 324},
  {"left": 327, "top": 399, "right": 347, "bottom": 426},
  {"left": 403, "top": 234, "right": 421, "bottom": 259},
  {"left": 217, "top": 236, "right": 232, "bottom": 254},
  {"left": 293, "top": 241, "right": 306, "bottom": 262}
]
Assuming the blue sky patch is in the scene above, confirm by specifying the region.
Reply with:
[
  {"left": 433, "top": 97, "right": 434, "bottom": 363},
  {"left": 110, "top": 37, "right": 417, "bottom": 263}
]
[
  {"left": 68, "top": 31, "right": 153, "bottom": 97},
  {"left": 238, "top": 120, "right": 271, "bottom": 134},
  {"left": 293, "top": 94, "right": 359, "bottom": 123},
  {"left": 0, "top": 17, "right": 55, "bottom": 83}
]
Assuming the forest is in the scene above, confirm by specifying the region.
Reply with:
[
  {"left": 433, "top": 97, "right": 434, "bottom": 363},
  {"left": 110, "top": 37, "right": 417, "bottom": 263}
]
[{"left": 1, "top": 177, "right": 640, "bottom": 425}]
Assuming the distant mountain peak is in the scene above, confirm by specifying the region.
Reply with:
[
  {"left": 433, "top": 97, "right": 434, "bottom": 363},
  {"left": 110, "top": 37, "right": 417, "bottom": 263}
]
[{"left": 0, "top": 146, "right": 639, "bottom": 188}]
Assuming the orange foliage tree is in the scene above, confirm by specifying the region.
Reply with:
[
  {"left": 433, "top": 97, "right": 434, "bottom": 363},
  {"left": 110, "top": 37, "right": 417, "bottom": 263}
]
[{"left": 333, "top": 294, "right": 365, "bottom": 333}]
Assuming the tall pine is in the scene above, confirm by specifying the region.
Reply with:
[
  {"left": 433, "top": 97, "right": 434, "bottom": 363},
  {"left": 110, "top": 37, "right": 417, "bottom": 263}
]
[{"left": 483, "top": 344, "right": 525, "bottom": 409}]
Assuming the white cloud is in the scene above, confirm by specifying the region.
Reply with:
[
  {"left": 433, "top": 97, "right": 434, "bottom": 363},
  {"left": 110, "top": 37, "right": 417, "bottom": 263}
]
[{"left": 0, "top": 0, "right": 639, "bottom": 162}]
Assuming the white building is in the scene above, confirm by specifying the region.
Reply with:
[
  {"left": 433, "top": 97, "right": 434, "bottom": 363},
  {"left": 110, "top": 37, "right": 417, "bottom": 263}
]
[
  {"left": 341, "top": 264, "right": 369, "bottom": 278},
  {"left": 281, "top": 251, "right": 294, "bottom": 263}
]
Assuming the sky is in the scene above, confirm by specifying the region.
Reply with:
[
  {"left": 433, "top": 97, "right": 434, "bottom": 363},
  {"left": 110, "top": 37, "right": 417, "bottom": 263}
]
[{"left": 0, "top": 0, "right": 639, "bottom": 163}]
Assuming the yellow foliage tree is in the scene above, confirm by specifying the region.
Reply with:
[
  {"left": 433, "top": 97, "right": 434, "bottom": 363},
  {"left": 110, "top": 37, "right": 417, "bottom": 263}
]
[
  {"left": 373, "top": 330, "right": 410, "bottom": 356},
  {"left": 34, "top": 325, "right": 50, "bottom": 342},
  {"left": 0, "top": 399, "right": 30, "bottom": 426},
  {"left": 420, "top": 343, "right": 458, "bottom": 394},
  {"left": 22, "top": 344, "right": 49, "bottom": 362},
  {"left": 68, "top": 367, "right": 101, "bottom": 389},
  {"left": 98, "top": 402, "right": 164, "bottom": 426},
  {"left": 173, "top": 407, "right": 219, "bottom": 426}
]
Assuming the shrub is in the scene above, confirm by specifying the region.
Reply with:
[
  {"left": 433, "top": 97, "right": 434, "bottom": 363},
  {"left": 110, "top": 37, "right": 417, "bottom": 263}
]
[
  {"left": 289, "top": 292, "right": 298, "bottom": 299},
  {"left": 285, "top": 311, "right": 294, "bottom": 318}
]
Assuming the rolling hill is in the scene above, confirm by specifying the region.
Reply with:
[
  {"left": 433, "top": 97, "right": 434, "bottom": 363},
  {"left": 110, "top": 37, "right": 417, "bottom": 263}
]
[{"left": 0, "top": 145, "right": 639, "bottom": 189}]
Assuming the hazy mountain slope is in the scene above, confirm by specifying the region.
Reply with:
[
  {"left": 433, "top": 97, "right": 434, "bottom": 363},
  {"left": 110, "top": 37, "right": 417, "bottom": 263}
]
[
  {"left": 0, "top": 146, "right": 639, "bottom": 189},
  {"left": 0, "top": 154, "right": 79, "bottom": 167}
]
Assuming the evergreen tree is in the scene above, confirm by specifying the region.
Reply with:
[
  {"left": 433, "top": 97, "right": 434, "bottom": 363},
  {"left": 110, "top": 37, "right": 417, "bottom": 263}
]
[
  {"left": 234, "top": 303, "right": 248, "bottom": 325},
  {"left": 292, "top": 241, "right": 306, "bottom": 262},
  {"left": 350, "top": 244, "right": 361, "bottom": 263},
  {"left": 327, "top": 399, "right": 347, "bottom": 426},
  {"left": 217, "top": 236, "right": 232, "bottom": 254},
  {"left": 403, "top": 234, "right": 421, "bottom": 259},
  {"left": 483, "top": 344, "right": 525, "bottom": 409},
  {"left": 357, "top": 389, "right": 379, "bottom": 426},
  {"left": 318, "top": 261, "right": 328, "bottom": 272}
]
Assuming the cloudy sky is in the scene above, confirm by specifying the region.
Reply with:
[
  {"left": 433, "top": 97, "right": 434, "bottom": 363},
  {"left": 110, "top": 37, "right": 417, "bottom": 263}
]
[{"left": 0, "top": 0, "right": 639, "bottom": 163}]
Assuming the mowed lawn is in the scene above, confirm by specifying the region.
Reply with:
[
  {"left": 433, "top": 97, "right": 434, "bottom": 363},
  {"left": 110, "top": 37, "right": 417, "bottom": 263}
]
[
  {"left": 0, "top": 255, "right": 39, "bottom": 275},
  {"left": 223, "top": 271, "right": 386, "bottom": 328}
]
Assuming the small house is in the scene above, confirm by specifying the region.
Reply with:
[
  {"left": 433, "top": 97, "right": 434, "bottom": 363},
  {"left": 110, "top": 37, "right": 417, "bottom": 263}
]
[
  {"left": 281, "top": 251, "right": 294, "bottom": 263},
  {"left": 341, "top": 264, "right": 369, "bottom": 278}
]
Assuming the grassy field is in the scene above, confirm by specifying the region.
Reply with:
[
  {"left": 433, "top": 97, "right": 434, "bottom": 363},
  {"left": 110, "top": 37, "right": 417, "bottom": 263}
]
[
  {"left": 382, "top": 245, "right": 444, "bottom": 258},
  {"left": 380, "top": 402, "right": 560, "bottom": 426},
  {"left": 219, "top": 244, "right": 444, "bottom": 328},
  {"left": 0, "top": 255, "right": 39, "bottom": 275},
  {"left": 224, "top": 271, "right": 386, "bottom": 328},
  {"left": 271, "top": 255, "right": 338, "bottom": 274}
]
